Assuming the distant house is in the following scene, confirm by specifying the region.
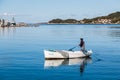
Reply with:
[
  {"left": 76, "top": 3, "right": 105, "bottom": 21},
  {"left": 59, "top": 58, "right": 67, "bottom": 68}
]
[
  {"left": 11, "top": 17, "right": 16, "bottom": 26},
  {"left": 0, "top": 19, "right": 5, "bottom": 27}
]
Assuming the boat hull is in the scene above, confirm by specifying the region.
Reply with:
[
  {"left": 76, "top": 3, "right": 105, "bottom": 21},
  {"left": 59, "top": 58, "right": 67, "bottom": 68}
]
[{"left": 44, "top": 50, "right": 92, "bottom": 59}]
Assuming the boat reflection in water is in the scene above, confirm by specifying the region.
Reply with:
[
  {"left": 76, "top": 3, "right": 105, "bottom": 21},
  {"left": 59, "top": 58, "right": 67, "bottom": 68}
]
[
  {"left": 79, "top": 57, "right": 92, "bottom": 75},
  {"left": 44, "top": 57, "right": 92, "bottom": 74}
]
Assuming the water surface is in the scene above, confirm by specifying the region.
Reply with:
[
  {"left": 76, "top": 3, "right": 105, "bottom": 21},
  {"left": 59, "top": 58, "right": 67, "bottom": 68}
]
[{"left": 0, "top": 24, "right": 120, "bottom": 80}]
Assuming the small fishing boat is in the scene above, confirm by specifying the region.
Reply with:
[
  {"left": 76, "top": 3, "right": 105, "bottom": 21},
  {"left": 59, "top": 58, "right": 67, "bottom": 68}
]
[{"left": 44, "top": 49, "right": 92, "bottom": 59}]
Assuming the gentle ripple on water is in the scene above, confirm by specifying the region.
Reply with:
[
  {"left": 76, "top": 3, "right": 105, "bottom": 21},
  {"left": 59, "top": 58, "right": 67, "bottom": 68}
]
[{"left": 0, "top": 24, "right": 120, "bottom": 80}]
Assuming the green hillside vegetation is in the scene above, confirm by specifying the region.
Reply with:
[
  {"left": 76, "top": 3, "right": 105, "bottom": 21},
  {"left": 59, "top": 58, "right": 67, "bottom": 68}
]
[
  {"left": 49, "top": 18, "right": 78, "bottom": 23},
  {"left": 48, "top": 12, "right": 120, "bottom": 24}
]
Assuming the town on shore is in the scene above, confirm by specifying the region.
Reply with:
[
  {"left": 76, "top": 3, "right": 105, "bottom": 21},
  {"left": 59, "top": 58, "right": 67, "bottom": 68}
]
[
  {"left": 0, "top": 17, "right": 40, "bottom": 27},
  {"left": 0, "top": 17, "right": 28, "bottom": 27},
  {"left": 48, "top": 12, "right": 120, "bottom": 24}
]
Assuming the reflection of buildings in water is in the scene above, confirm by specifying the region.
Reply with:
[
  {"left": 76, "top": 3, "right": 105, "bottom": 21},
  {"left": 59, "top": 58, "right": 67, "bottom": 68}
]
[
  {"left": 44, "top": 57, "right": 92, "bottom": 74},
  {"left": 109, "top": 30, "right": 120, "bottom": 37},
  {"left": 109, "top": 26, "right": 120, "bottom": 29},
  {"left": 107, "top": 26, "right": 120, "bottom": 43},
  {"left": 108, "top": 26, "right": 120, "bottom": 38},
  {"left": 0, "top": 27, "right": 16, "bottom": 37}
]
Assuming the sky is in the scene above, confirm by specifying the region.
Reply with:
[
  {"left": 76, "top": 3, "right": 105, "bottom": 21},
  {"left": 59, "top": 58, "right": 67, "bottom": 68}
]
[{"left": 0, "top": 0, "right": 120, "bottom": 23}]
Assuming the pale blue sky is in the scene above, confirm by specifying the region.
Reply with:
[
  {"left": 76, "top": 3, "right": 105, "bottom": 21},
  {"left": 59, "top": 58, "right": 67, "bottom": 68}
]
[{"left": 0, "top": 0, "right": 120, "bottom": 23}]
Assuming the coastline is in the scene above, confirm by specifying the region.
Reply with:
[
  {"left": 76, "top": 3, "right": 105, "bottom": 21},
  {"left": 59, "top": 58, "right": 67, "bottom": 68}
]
[{"left": 44, "top": 23, "right": 120, "bottom": 25}]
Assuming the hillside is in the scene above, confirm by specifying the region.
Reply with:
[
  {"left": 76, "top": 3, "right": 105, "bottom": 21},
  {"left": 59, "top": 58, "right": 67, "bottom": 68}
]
[{"left": 48, "top": 12, "right": 120, "bottom": 24}]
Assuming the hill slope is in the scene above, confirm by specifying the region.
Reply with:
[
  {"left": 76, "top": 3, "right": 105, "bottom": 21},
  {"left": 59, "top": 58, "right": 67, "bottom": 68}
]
[{"left": 48, "top": 12, "right": 120, "bottom": 24}]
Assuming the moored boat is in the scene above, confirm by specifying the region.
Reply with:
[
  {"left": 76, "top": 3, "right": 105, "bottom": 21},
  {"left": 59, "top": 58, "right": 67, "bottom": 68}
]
[{"left": 44, "top": 49, "right": 92, "bottom": 59}]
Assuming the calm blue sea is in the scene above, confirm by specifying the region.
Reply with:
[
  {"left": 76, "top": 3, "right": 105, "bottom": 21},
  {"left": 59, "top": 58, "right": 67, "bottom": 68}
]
[{"left": 0, "top": 24, "right": 120, "bottom": 80}]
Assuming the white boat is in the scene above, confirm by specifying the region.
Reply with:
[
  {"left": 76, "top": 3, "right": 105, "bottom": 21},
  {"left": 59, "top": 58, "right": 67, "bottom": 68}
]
[
  {"left": 44, "top": 49, "right": 92, "bottom": 59},
  {"left": 44, "top": 57, "right": 92, "bottom": 68}
]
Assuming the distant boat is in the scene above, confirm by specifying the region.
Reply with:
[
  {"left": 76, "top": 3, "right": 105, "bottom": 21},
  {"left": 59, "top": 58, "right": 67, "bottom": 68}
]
[
  {"left": 44, "top": 50, "right": 92, "bottom": 59},
  {"left": 44, "top": 57, "right": 92, "bottom": 68}
]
